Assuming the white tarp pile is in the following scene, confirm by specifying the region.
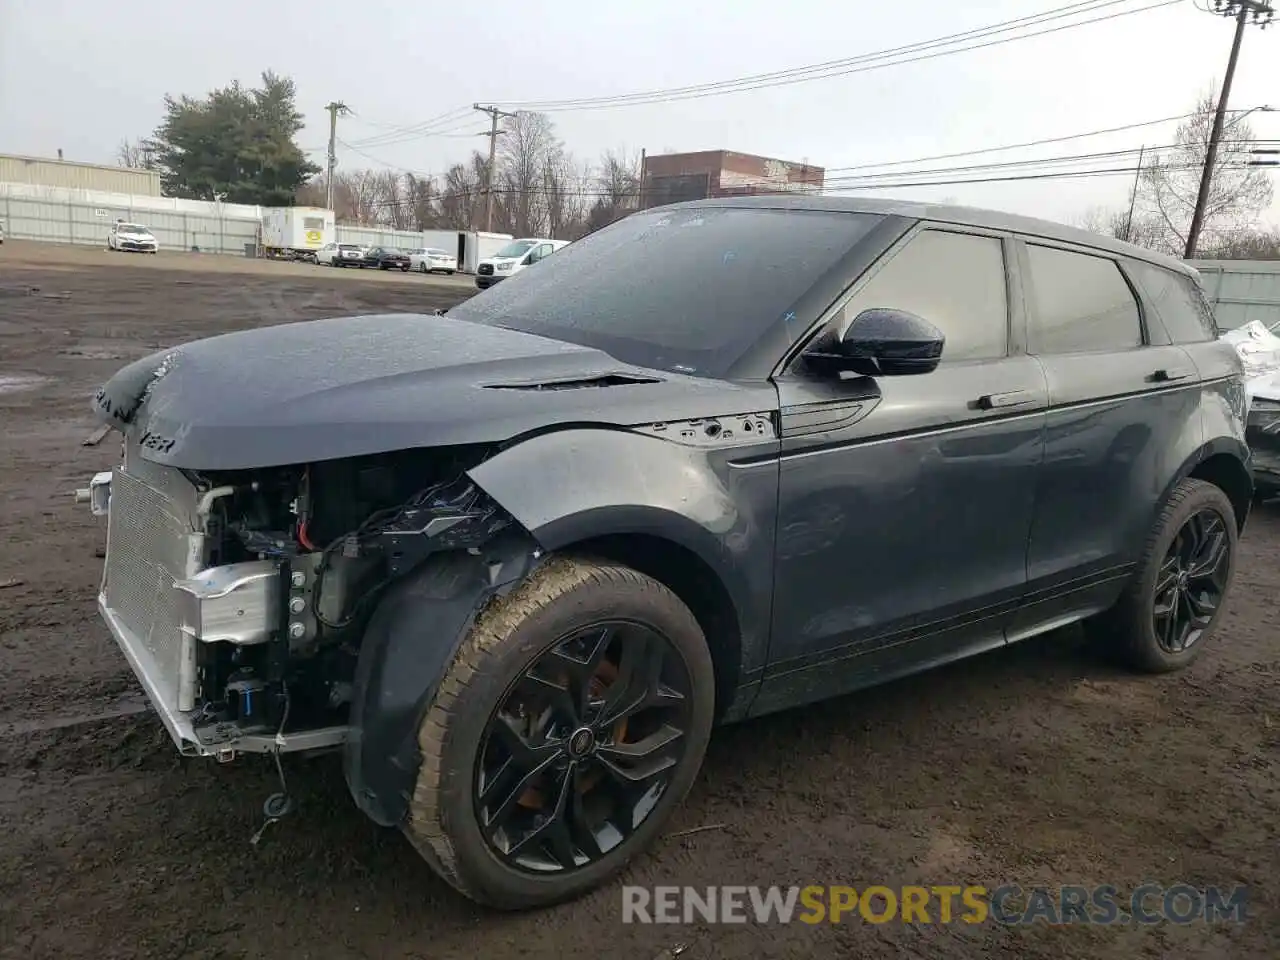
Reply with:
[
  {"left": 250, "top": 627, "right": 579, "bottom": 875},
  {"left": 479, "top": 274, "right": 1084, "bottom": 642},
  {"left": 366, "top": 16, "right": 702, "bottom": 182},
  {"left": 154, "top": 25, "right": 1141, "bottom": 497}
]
[{"left": 1219, "top": 320, "right": 1280, "bottom": 408}]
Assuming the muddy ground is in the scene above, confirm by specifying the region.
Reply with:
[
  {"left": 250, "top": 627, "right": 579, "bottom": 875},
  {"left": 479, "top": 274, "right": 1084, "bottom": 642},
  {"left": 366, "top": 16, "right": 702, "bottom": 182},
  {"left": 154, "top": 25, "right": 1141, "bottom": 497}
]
[{"left": 0, "top": 241, "right": 1276, "bottom": 960}]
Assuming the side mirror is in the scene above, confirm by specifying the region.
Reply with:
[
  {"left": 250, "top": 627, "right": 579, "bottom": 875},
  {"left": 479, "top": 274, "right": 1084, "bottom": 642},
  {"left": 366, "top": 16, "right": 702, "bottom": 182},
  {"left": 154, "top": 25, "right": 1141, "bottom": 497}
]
[{"left": 804, "top": 308, "right": 945, "bottom": 377}]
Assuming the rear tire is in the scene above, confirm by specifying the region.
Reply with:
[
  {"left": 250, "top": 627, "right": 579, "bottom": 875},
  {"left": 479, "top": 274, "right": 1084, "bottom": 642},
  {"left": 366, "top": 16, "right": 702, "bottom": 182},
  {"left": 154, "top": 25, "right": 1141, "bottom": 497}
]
[
  {"left": 1088, "top": 478, "right": 1238, "bottom": 674},
  {"left": 403, "top": 555, "right": 715, "bottom": 910}
]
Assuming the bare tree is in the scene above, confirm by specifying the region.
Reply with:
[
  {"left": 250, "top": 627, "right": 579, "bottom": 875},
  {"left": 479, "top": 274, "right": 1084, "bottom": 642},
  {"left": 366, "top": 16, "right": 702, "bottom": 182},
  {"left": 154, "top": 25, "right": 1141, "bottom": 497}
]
[
  {"left": 1207, "top": 226, "right": 1280, "bottom": 260},
  {"left": 439, "top": 152, "right": 488, "bottom": 230},
  {"left": 334, "top": 170, "right": 391, "bottom": 225},
  {"left": 541, "top": 148, "right": 591, "bottom": 240},
  {"left": 585, "top": 148, "right": 642, "bottom": 234},
  {"left": 403, "top": 173, "right": 437, "bottom": 230},
  {"left": 596, "top": 149, "right": 641, "bottom": 208},
  {"left": 1077, "top": 205, "right": 1165, "bottom": 250},
  {"left": 497, "top": 112, "right": 562, "bottom": 236},
  {"left": 117, "top": 139, "right": 157, "bottom": 170},
  {"left": 373, "top": 171, "right": 412, "bottom": 230},
  {"left": 1136, "top": 90, "right": 1274, "bottom": 255}
]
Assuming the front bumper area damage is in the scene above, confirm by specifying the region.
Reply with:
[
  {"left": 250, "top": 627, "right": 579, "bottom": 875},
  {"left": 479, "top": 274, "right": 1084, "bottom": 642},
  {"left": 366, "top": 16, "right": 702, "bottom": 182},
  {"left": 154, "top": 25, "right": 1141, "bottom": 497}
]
[{"left": 83, "top": 440, "right": 528, "bottom": 763}]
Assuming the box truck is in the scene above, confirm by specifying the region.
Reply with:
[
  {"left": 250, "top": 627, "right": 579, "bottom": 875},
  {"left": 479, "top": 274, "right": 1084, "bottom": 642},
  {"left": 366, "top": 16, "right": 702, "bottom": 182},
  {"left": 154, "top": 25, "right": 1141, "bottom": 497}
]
[{"left": 261, "top": 207, "right": 335, "bottom": 261}]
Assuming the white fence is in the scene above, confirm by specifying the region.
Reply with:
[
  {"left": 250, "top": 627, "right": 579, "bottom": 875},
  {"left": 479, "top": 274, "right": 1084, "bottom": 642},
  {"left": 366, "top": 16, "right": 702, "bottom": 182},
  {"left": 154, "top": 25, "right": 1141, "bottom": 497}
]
[
  {"left": 1192, "top": 259, "right": 1280, "bottom": 332},
  {"left": 0, "top": 182, "right": 513, "bottom": 271},
  {"left": 0, "top": 182, "right": 263, "bottom": 255}
]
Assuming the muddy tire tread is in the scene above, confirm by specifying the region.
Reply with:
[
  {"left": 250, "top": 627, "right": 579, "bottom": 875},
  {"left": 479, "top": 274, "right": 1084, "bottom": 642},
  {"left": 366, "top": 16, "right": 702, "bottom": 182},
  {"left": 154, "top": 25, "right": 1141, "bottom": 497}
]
[{"left": 404, "top": 555, "right": 698, "bottom": 906}]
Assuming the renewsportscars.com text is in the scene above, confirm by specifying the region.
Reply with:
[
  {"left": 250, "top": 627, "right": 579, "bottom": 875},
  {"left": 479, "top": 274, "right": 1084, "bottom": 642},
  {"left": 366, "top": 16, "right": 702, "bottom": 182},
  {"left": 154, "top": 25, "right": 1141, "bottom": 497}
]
[{"left": 621, "top": 884, "right": 1249, "bottom": 925}]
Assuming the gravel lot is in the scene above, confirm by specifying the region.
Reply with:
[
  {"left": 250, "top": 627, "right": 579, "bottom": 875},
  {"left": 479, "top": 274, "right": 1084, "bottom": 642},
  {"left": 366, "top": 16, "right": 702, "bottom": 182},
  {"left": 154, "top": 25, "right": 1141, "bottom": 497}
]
[{"left": 0, "top": 241, "right": 1277, "bottom": 960}]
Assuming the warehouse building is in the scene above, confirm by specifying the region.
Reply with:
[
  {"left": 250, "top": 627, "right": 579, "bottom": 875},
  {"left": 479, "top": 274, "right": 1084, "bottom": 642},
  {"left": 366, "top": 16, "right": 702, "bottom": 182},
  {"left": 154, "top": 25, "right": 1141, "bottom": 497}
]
[
  {"left": 641, "top": 150, "right": 824, "bottom": 209},
  {"left": 0, "top": 152, "right": 161, "bottom": 197}
]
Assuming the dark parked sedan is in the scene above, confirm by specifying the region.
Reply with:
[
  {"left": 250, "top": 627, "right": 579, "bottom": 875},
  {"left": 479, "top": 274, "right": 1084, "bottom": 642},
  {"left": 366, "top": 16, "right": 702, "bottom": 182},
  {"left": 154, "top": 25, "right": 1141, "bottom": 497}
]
[{"left": 362, "top": 246, "right": 411, "bottom": 271}]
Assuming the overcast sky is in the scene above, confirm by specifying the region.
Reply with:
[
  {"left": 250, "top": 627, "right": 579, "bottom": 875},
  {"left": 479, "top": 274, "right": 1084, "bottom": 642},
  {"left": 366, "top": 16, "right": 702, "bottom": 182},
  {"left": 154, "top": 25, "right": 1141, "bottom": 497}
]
[{"left": 2, "top": 0, "right": 1277, "bottom": 226}]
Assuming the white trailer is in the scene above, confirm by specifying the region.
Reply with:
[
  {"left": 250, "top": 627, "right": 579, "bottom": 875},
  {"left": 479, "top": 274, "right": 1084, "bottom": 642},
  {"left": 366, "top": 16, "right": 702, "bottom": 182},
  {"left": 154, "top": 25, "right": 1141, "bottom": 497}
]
[
  {"left": 260, "top": 207, "right": 335, "bottom": 260},
  {"left": 459, "top": 231, "right": 514, "bottom": 274}
]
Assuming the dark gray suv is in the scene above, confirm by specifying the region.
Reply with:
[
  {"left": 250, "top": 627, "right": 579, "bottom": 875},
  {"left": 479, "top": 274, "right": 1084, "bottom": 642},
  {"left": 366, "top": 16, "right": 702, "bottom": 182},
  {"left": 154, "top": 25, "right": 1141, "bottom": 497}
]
[{"left": 84, "top": 196, "right": 1250, "bottom": 910}]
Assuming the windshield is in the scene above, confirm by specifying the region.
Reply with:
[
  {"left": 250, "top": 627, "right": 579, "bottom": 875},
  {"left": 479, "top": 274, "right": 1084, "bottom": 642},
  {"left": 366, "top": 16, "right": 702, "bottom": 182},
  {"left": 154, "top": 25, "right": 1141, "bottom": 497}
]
[
  {"left": 494, "top": 240, "right": 537, "bottom": 258},
  {"left": 428, "top": 249, "right": 450, "bottom": 256},
  {"left": 339, "top": 244, "right": 360, "bottom": 251},
  {"left": 119, "top": 223, "right": 149, "bottom": 233},
  {"left": 447, "top": 207, "right": 883, "bottom": 377}
]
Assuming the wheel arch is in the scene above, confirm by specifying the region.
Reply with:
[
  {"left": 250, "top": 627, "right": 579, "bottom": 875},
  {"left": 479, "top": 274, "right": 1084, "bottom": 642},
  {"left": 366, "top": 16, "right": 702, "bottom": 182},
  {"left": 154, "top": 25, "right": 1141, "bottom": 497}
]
[
  {"left": 1169, "top": 437, "right": 1252, "bottom": 532},
  {"left": 556, "top": 531, "right": 745, "bottom": 723},
  {"left": 468, "top": 427, "right": 776, "bottom": 721}
]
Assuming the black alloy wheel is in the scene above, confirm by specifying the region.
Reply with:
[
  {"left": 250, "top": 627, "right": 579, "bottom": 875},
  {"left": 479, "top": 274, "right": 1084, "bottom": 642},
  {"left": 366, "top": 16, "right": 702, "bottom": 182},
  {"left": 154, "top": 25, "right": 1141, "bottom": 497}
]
[
  {"left": 1151, "top": 507, "right": 1230, "bottom": 655},
  {"left": 402, "top": 556, "right": 715, "bottom": 909},
  {"left": 474, "top": 620, "right": 693, "bottom": 874},
  {"left": 1091, "top": 477, "right": 1238, "bottom": 673}
]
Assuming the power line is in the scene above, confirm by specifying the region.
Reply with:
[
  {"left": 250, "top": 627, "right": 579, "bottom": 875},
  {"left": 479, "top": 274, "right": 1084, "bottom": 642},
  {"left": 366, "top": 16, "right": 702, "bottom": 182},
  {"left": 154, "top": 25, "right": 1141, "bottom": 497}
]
[
  {"left": 819, "top": 112, "right": 1199, "bottom": 175},
  {"left": 336, "top": 133, "right": 1276, "bottom": 198},
  {"left": 367, "top": 161, "right": 1245, "bottom": 208},
  {"left": 490, "top": 0, "right": 1182, "bottom": 111},
  {"left": 689, "top": 139, "right": 1277, "bottom": 193},
  {"left": 1184, "top": 0, "right": 1275, "bottom": 258},
  {"left": 343, "top": 106, "right": 477, "bottom": 148},
  {"left": 493, "top": 0, "right": 1129, "bottom": 109}
]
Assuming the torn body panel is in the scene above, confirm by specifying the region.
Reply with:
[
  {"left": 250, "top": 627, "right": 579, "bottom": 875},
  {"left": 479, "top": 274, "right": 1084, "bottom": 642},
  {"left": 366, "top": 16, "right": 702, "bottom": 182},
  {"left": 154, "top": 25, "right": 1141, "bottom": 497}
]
[
  {"left": 467, "top": 420, "right": 782, "bottom": 718},
  {"left": 344, "top": 531, "right": 543, "bottom": 826}
]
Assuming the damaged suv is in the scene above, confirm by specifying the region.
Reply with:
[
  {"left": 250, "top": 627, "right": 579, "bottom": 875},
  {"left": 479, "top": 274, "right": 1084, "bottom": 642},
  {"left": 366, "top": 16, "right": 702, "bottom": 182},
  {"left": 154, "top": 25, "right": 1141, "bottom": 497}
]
[{"left": 83, "top": 196, "right": 1250, "bottom": 910}]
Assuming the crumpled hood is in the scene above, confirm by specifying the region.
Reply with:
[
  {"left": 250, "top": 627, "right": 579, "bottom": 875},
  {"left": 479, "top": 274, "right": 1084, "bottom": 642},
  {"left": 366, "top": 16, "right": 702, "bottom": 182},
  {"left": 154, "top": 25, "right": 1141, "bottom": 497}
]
[{"left": 92, "top": 313, "right": 764, "bottom": 470}]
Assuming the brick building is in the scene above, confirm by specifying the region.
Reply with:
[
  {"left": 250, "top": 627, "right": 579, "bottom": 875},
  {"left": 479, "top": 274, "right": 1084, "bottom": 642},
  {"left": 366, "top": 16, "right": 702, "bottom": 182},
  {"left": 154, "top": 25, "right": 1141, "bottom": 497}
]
[{"left": 640, "top": 150, "right": 824, "bottom": 209}]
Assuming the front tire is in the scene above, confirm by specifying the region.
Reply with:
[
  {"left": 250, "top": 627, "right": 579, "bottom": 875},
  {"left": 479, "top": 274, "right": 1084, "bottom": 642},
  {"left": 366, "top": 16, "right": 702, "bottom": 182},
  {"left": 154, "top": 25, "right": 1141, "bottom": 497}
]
[
  {"left": 404, "top": 556, "right": 715, "bottom": 910},
  {"left": 1091, "top": 478, "right": 1238, "bottom": 674}
]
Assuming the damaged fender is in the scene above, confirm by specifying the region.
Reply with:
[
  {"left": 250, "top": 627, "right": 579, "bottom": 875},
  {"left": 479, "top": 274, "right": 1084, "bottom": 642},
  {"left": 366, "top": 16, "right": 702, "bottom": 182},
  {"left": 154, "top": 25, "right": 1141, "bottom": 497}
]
[
  {"left": 346, "top": 424, "right": 780, "bottom": 826},
  {"left": 468, "top": 425, "right": 781, "bottom": 714},
  {"left": 344, "top": 529, "right": 542, "bottom": 826}
]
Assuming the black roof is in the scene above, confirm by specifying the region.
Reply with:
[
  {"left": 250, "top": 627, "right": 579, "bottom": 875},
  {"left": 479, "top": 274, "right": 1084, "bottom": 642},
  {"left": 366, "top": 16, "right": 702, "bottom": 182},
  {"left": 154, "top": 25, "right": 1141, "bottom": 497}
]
[{"left": 658, "top": 194, "right": 1195, "bottom": 277}]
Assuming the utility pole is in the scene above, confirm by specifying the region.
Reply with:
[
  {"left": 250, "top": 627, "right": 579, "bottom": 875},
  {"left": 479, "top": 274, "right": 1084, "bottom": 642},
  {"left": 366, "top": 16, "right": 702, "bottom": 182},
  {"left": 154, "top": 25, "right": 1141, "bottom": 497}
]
[
  {"left": 638, "top": 148, "right": 647, "bottom": 211},
  {"left": 1184, "top": 0, "right": 1274, "bottom": 259},
  {"left": 473, "top": 103, "right": 518, "bottom": 232},
  {"left": 324, "top": 101, "right": 351, "bottom": 212},
  {"left": 1124, "top": 144, "right": 1145, "bottom": 243}
]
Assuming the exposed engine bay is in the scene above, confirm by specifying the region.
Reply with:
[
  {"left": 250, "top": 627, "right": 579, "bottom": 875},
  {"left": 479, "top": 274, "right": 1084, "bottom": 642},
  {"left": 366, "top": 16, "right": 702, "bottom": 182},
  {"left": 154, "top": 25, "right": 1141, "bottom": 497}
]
[{"left": 178, "top": 444, "right": 513, "bottom": 748}]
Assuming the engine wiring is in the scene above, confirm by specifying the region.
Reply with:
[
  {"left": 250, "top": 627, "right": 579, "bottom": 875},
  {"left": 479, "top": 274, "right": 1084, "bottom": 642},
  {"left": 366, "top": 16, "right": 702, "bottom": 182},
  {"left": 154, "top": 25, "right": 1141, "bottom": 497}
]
[
  {"left": 308, "top": 473, "right": 494, "bottom": 630},
  {"left": 295, "top": 466, "right": 317, "bottom": 551}
]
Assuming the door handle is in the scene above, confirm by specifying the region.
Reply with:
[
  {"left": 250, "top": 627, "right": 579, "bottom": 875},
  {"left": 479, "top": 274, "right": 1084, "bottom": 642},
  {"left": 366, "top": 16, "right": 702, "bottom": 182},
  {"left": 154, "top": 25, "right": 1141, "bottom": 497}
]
[
  {"left": 1149, "top": 368, "right": 1193, "bottom": 383},
  {"left": 977, "top": 390, "right": 1036, "bottom": 410}
]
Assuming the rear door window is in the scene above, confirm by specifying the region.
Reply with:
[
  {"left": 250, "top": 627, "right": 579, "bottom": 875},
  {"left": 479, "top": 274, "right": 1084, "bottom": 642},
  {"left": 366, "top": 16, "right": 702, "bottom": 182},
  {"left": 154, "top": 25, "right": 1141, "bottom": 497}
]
[{"left": 1025, "top": 244, "right": 1143, "bottom": 354}]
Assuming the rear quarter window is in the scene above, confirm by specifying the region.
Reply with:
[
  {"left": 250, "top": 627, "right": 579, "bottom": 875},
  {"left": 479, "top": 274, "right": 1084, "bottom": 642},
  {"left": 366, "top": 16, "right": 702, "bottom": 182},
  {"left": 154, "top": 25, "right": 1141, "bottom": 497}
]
[{"left": 1126, "top": 260, "right": 1217, "bottom": 344}]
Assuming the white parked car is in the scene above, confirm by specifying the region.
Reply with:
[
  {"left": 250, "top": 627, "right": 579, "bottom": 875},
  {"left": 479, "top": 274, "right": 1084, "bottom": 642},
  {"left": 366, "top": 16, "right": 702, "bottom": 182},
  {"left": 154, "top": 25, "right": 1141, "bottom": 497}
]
[
  {"left": 107, "top": 221, "right": 158, "bottom": 253},
  {"left": 316, "top": 242, "right": 366, "bottom": 267},
  {"left": 475, "top": 237, "right": 569, "bottom": 290},
  {"left": 408, "top": 247, "right": 458, "bottom": 275}
]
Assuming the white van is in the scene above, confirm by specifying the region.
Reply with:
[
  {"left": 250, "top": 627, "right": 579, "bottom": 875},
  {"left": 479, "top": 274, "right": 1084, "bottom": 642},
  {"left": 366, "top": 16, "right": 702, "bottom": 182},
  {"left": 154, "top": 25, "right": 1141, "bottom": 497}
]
[{"left": 475, "top": 237, "right": 569, "bottom": 290}]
